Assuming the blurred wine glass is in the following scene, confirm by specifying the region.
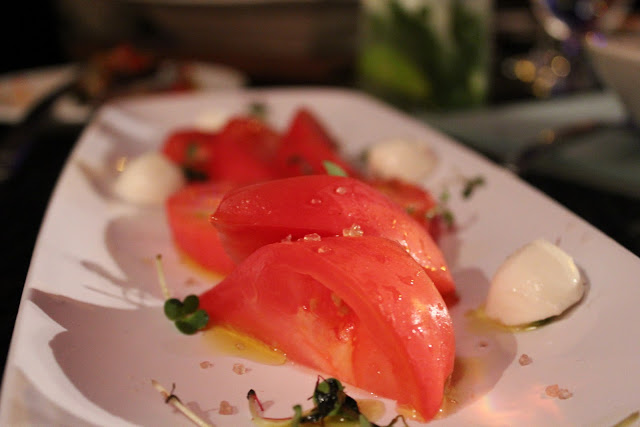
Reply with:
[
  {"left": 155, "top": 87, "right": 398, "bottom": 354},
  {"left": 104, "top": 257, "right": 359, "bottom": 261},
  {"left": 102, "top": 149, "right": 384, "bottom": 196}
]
[
  {"left": 530, "top": 0, "right": 632, "bottom": 42},
  {"left": 527, "top": 0, "right": 633, "bottom": 93}
]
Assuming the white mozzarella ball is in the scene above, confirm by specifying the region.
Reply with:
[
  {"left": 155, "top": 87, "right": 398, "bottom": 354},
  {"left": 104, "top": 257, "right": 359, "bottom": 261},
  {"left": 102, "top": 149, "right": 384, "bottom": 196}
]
[
  {"left": 485, "top": 239, "right": 585, "bottom": 326},
  {"left": 113, "top": 151, "right": 185, "bottom": 205},
  {"left": 366, "top": 138, "right": 437, "bottom": 183}
]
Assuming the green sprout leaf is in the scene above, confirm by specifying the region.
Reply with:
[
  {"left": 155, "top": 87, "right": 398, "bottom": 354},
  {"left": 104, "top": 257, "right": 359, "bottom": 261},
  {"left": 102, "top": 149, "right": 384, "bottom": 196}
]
[
  {"left": 247, "top": 377, "right": 409, "bottom": 426},
  {"left": 439, "top": 188, "right": 450, "bottom": 203},
  {"left": 323, "top": 160, "right": 349, "bottom": 177},
  {"left": 462, "top": 175, "right": 485, "bottom": 199},
  {"left": 164, "top": 295, "right": 208, "bottom": 335},
  {"left": 175, "top": 309, "right": 209, "bottom": 335},
  {"left": 440, "top": 210, "right": 455, "bottom": 228},
  {"left": 182, "top": 294, "right": 200, "bottom": 315},
  {"left": 156, "top": 254, "right": 208, "bottom": 336},
  {"left": 425, "top": 188, "right": 455, "bottom": 229},
  {"left": 164, "top": 298, "right": 183, "bottom": 321},
  {"left": 249, "top": 102, "right": 268, "bottom": 120}
]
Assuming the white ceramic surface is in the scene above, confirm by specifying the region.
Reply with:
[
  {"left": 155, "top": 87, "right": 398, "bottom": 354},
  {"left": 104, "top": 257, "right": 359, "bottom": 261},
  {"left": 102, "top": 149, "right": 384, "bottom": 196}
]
[{"left": 1, "top": 88, "right": 639, "bottom": 427}]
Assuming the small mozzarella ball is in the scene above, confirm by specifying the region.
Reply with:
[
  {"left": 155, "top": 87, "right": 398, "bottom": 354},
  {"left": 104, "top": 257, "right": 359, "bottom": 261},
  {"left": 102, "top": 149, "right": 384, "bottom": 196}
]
[
  {"left": 193, "top": 109, "right": 231, "bottom": 132},
  {"left": 366, "top": 138, "right": 437, "bottom": 183},
  {"left": 485, "top": 239, "right": 585, "bottom": 326},
  {"left": 113, "top": 151, "right": 186, "bottom": 205}
]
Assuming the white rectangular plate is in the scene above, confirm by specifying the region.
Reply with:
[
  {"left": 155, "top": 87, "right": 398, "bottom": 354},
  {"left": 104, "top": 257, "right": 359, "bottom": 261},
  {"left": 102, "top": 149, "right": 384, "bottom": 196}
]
[{"left": 1, "top": 88, "right": 639, "bottom": 426}]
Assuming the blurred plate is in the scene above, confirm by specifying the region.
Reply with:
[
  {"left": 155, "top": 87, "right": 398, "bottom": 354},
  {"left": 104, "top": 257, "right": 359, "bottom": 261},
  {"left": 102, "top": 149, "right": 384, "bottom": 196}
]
[
  {"left": 423, "top": 91, "right": 640, "bottom": 199},
  {"left": 0, "top": 88, "right": 639, "bottom": 426},
  {"left": 52, "top": 60, "right": 247, "bottom": 124},
  {"left": 0, "top": 65, "right": 76, "bottom": 124},
  {"left": 585, "top": 32, "right": 640, "bottom": 127}
]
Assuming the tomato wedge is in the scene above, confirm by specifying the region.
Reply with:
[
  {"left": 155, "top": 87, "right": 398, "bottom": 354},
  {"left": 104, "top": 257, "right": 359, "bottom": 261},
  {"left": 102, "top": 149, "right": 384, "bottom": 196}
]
[
  {"left": 166, "top": 181, "right": 237, "bottom": 275},
  {"left": 206, "top": 116, "right": 281, "bottom": 184},
  {"left": 368, "top": 178, "right": 443, "bottom": 241},
  {"left": 211, "top": 175, "right": 456, "bottom": 299},
  {"left": 200, "top": 235, "right": 455, "bottom": 421},
  {"left": 274, "top": 108, "right": 359, "bottom": 178},
  {"left": 161, "top": 129, "right": 217, "bottom": 181}
]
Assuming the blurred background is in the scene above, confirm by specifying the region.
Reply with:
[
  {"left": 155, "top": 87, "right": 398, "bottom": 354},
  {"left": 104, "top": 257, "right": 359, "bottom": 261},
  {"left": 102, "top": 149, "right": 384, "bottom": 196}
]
[{"left": 2, "top": 0, "right": 639, "bottom": 104}]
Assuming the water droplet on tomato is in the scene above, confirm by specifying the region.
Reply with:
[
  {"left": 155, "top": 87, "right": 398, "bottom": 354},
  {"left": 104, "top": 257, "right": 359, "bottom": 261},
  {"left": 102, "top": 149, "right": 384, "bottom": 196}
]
[
  {"left": 342, "top": 224, "right": 363, "bottom": 237},
  {"left": 302, "top": 233, "right": 322, "bottom": 242}
]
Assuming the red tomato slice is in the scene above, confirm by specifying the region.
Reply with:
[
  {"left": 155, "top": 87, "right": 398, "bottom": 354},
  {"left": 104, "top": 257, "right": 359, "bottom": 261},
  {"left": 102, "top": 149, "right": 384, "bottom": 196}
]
[
  {"left": 211, "top": 175, "right": 456, "bottom": 300},
  {"left": 206, "top": 116, "right": 281, "bottom": 184},
  {"left": 219, "top": 116, "right": 281, "bottom": 162},
  {"left": 161, "top": 129, "right": 217, "bottom": 181},
  {"left": 199, "top": 235, "right": 455, "bottom": 421},
  {"left": 274, "top": 108, "right": 359, "bottom": 178},
  {"left": 165, "top": 181, "right": 237, "bottom": 275},
  {"left": 368, "top": 178, "right": 443, "bottom": 241}
]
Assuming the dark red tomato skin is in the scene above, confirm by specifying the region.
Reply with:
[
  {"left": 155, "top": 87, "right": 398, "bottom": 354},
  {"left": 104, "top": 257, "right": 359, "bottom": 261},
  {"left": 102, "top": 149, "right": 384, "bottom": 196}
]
[
  {"left": 161, "top": 129, "right": 217, "bottom": 179},
  {"left": 166, "top": 181, "right": 237, "bottom": 275},
  {"left": 368, "top": 178, "right": 443, "bottom": 241},
  {"left": 211, "top": 175, "right": 456, "bottom": 299},
  {"left": 206, "top": 116, "right": 281, "bottom": 184},
  {"left": 274, "top": 108, "right": 359, "bottom": 178},
  {"left": 199, "top": 235, "right": 455, "bottom": 421},
  {"left": 218, "top": 116, "right": 281, "bottom": 162}
]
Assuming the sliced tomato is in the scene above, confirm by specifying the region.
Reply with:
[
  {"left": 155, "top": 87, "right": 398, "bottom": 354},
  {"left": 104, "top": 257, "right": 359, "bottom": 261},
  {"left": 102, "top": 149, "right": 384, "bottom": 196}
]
[
  {"left": 165, "top": 181, "right": 237, "bottom": 275},
  {"left": 199, "top": 235, "right": 455, "bottom": 421},
  {"left": 211, "top": 175, "right": 456, "bottom": 300},
  {"left": 274, "top": 108, "right": 359, "bottom": 178},
  {"left": 219, "top": 116, "right": 281, "bottom": 162},
  {"left": 368, "top": 178, "right": 443, "bottom": 241},
  {"left": 206, "top": 116, "right": 281, "bottom": 184},
  {"left": 161, "top": 129, "right": 217, "bottom": 181}
]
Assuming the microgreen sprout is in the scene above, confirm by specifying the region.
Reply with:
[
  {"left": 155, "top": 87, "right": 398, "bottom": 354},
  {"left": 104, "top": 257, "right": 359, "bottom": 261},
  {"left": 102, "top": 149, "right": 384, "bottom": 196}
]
[
  {"left": 155, "top": 254, "right": 171, "bottom": 300},
  {"left": 248, "top": 377, "right": 408, "bottom": 426},
  {"left": 323, "top": 160, "right": 349, "bottom": 177},
  {"left": 613, "top": 411, "right": 639, "bottom": 427},
  {"left": 440, "top": 188, "right": 451, "bottom": 204},
  {"left": 425, "top": 174, "right": 485, "bottom": 229},
  {"left": 461, "top": 175, "right": 485, "bottom": 199},
  {"left": 181, "top": 142, "right": 209, "bottom": 182},
  {"left": 249, "top": 102, "right": 268, "bottom": 120},
  {"left": 164, "top": 296, "right": 209, "bottom": 335},
  {"left": 426, "top": 189, "right": 455, "bottom": 229},
  {"left": 155, "top": 254, "right": 209, "bottom": 335},
  {"left": 152, "top": 380, "right": 213, "bottom": 427}
]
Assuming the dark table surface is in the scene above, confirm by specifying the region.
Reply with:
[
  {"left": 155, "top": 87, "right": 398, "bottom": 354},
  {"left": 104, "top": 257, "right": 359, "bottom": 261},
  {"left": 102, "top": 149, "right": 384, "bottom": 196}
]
[{"left": 0, "top": 120, "right": 83, "bottom": 378}]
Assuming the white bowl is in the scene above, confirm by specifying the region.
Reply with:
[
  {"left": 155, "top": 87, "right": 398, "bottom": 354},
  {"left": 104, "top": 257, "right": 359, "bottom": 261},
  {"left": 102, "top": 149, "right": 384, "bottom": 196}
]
[{"left": 585, "top": 32, "right": 640, "bottom": 127}]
